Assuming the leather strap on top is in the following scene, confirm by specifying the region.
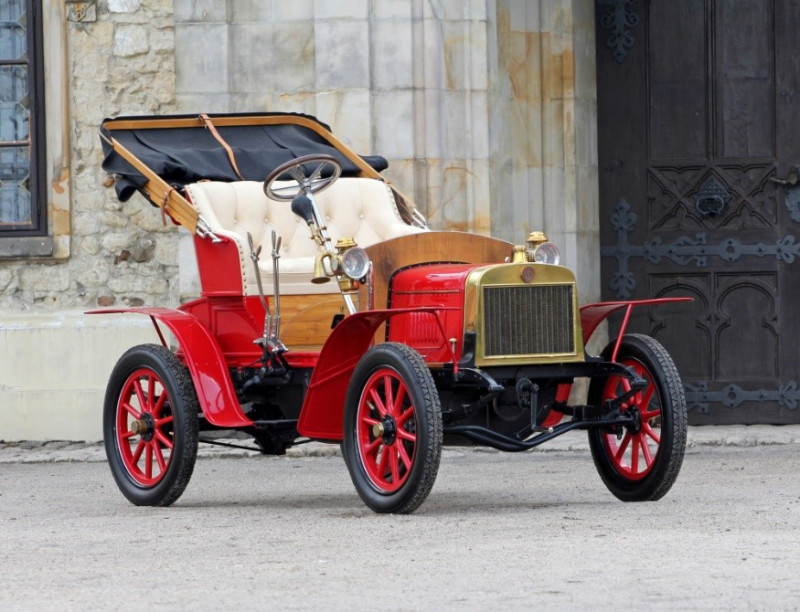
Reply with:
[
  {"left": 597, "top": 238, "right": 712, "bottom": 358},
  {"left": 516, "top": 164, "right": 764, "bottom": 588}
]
[{"left": 199, "top": 113, "right": 245, "bottom": 180}]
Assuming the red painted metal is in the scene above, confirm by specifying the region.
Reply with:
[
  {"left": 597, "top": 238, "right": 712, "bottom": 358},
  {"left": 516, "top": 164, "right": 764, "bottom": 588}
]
[
  {"left": 388, "top": 264, "right": 473, "bottom": 362},
  {"left": 579, "top": 298, "right": 693, "bottom": 345},
  {"left": 535, "top": 297, "right": 693, "bottom": 427},
  {"left": 193, "top": 234, "right": 246, "bottom": 296},
  {"left": 116, "top": 367, "right": 175, "bottom": 486},
  {"left": 87, "top": 307, "right": 252, "bottom": 428},
  {"left": 356, "top": 367, "right": 417, "bottom": 492},
  {"left": 179, "top": 296, "right": 265, "bottom": 367},
  {"left": 390, "top": 264, "right": 475, "bottom": 293},
  {"left": 599, "top": 356, "right": 661, "bottom": 480},
  {"left": 296, "top": 308, "right": 446, "bottom": 440}
]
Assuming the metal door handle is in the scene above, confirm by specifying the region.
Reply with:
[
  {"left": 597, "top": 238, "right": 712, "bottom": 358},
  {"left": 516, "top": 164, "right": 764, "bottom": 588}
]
[
  {"left": 696, "top": 195, "right": 725, "bottom": 216},
  {"left": 769, "top": 166, "right": 799, "bottom": 187}
]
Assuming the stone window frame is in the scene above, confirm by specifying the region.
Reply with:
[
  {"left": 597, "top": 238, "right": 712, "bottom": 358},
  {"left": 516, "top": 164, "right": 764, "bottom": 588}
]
[{"left": 0, "top": 1, "right": 70, "bottom": 259}]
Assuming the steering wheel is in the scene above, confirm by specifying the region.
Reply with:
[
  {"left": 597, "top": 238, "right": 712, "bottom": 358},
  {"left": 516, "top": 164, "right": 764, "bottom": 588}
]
[{"left": 263, "top": 154, "right": 342, "bottom": 201}]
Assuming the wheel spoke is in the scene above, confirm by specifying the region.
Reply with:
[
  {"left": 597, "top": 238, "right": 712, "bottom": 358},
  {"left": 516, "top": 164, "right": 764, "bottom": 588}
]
[
  {"left": 640, "top": 382, "right": 655, "bottom": 409},
  {"left": 643, "top": 421, "right": 661, "bottom": 444},
  {"left": 133, "top": 379, "right": 148, "bottom": 413},
  {"left": 395, "top": 405, "right": 415, "bottom": 428},
  {"left": 392, "top": 383, "right": 407, "bottom": 417},
  {"left": 389, "top": 447, "right": 400, "bottom": 484},
  {"left": 154, "top": 429, "right": 173, "bottom": 450},
  {"left": 271, "top": 184, "right": 299, "bottom": 196},
  {"left": 364, "top": 436, "right": 382, "bottom": 456},
  {"left": 308, "top": 162, "right": 325, "bottom": 182},
  {"left": 630, "top": 436, "right": 640, "bottom": 472},
  {"left": 614, "top": 432, "right": 632, "bottom": 461},
  {"left": 368, "top": 390, "right": 387, "bottom": 417},
  {"left": 147, "top": 376, "right": 156, "bottom": 411},
  {"left": 641, "top": 405, "right": 661, "bottom": 420},
  {"left": 122, "top": 401, "right": 141, "bottom": 419},
  {"left": 154, "top": 414, "right": 174, "bottom": 428},
  {"left": 397, "top": 441, "right": 413, "bottom": 471},
  {"left": 153, "top": 392, "right": 167, "bottom": 418},
  {"left": 383, "top": 374, "right": 395, "bottom": 415},
  {"left": 131, "top": 438, "right": 145, "bottom": 464},
  {"left": 376, "top": 443, "right": 389, "bottom": 478},
  {"left": 154, "top": 443, "right": 167, "bottom": 473},
  {"left": 144, "top": 443, "right": 153, "bottom": 479},
  {"left": 396, "top": 428, "right": 416, "bottom": 443},
  {"left": 640, "top": 434, "right": 654, "bottom": 468},
  {"left": 288, "top": 166, "right": 306, "bottom": 183}
]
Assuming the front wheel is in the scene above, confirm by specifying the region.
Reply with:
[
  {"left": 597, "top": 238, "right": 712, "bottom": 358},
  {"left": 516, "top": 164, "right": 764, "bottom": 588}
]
[
  {"left": 588, "top": 334, "right": 687, "bottom": 501},
  {"left": 103, "top": 344, "right": 199, "bottom": 506},
  {"left": 342, "top": 343, "right": 443, "bottom": 514}
]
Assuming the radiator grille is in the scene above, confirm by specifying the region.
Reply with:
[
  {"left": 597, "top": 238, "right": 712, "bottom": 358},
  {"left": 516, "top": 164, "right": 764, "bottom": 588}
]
[{"left": 483, "top": 284, "right": 575, "bottom": 357}]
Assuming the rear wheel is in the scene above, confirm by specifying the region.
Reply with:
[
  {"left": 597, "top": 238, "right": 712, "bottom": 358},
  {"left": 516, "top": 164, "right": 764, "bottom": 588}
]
[
  {"left": 103, "top": 344, "right": 199, "bottom": 506},
  {"left": 588, "top": 334, "right": 687, "bottom": 501},
  {"left": 342, "top": 343, "right": 442, "bottom": 513}
]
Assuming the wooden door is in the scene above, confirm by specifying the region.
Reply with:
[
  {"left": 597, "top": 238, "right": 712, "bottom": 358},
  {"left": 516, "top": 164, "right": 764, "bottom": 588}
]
[{"left": 596, "top": 0, "right": 800, "bottom": 424}]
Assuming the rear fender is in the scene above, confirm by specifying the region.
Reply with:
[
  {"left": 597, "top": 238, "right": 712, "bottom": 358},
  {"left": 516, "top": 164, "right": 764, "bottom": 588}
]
[
  {"left": 87, "top": 307, "right": 252, "bottom": 428},
  {"left": 296, "top": 308, "right": 446, "bottom": 441},
  {"left": 579, "top": 297, "right": 693, "bottom": 362}
]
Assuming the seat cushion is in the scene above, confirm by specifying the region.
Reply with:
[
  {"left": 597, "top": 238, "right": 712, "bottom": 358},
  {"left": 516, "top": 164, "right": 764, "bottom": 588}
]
[{"left": 186, "top": 178, "right": 426, "bottom": 295}]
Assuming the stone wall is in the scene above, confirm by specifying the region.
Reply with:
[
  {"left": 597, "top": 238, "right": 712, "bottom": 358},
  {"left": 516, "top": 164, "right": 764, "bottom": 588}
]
[
  {"left": 1, "top": 0, "right": 180, "bottom": 441},
  {"left": 0, "top": 0, "right": 179, "bottom": 312},
  {"left": 172, "top": 0, "right": 598, "bottom": 300},
  {"left": 0, "top": 0, "right": 599, "bottom": 440}
]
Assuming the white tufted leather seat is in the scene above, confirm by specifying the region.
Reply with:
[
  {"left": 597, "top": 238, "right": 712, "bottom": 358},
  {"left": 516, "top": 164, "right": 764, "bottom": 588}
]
[{"left": 185, "top": 178, "right": 426, "bottom": 295}]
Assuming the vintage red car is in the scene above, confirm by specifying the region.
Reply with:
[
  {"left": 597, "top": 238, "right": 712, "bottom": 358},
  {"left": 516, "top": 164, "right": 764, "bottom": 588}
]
[{"left": 94, "top": 112, "right": 689, "bottom": 513}]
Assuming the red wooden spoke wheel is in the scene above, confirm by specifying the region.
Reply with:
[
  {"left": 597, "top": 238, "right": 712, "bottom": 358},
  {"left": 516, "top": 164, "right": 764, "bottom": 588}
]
[
  {"left": 116, "top": 368, "right": 176, "bottom": 487},
  {"left": 598, "top": 358, "right": 661, "bottom": 480},
  {"left": 103, "top": 344, "right": 199, "bottom": 506},
  {"left": 588, "top": 334, "right": 688, "bottom": 502},
  {"left": 343, "top": 343, "right": 442, "bottom": 514},
  {"left": 356, "top": 368, "right": 418, "bottom": 493}
]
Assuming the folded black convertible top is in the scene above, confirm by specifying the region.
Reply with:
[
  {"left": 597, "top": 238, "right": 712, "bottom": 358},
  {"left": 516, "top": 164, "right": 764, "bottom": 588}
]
[{"left": 100, "top": 112, "right": 388, "bottom": 202}]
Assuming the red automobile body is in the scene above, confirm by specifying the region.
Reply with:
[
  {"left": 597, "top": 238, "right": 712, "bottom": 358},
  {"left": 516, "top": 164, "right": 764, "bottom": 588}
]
[{"left": 90, "top": 253, "right": 688, "bottom": 439}]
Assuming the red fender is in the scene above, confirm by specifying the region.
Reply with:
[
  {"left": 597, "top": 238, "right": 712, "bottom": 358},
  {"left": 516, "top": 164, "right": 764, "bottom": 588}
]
[
  {"left": 579, "top": 297, "right": 693, "bottom": 361},
  {"left": 296, "top": 308, "right": 447, "bottom": 441},
  {"left": 87, "top": 307, "right": 252, "bottom": 428},
  {"left": 541, "top": 297, "right": 693, "bottom": 427}
]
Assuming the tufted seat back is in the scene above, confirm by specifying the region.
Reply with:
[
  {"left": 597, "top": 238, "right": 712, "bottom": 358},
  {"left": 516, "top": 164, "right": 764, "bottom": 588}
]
[{"left": 185, "top": 178, "right": 426, "bottom": 295}]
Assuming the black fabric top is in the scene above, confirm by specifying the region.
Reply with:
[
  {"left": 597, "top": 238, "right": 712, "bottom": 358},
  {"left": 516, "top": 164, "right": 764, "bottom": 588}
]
[{"left": 100, "top": 112, "right": 388, "bottom": 202}]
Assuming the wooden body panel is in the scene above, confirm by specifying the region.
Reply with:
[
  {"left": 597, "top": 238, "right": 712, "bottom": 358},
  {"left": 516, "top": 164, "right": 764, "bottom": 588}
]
[{"left": 363, "top": 231, "right": 514, "bottom": 310}]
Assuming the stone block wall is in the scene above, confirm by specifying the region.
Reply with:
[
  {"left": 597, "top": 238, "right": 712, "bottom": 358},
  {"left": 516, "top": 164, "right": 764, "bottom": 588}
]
[
  {"left": 0, "top": 0, "right": 179, "bottom": 312},
  {"left": 0, "top": 0, "right": 599, "bottom": 440},
  {"left": 172, "top": 0, "right": 598, "bottom": 301}
]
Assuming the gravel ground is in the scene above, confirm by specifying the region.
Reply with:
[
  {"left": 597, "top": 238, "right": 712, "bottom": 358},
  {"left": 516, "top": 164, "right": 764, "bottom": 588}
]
[{"left": 0, "top": 438, "right": 798, "bottom": 610}]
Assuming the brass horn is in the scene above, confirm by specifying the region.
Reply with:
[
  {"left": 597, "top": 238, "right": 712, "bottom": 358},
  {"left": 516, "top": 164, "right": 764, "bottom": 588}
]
[{"left": 312, "top": 250, "right": 332, "bottom": 284}]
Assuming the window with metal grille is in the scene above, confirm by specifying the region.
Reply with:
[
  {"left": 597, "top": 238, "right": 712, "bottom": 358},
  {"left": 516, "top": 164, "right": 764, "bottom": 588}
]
[{"left": 0, "top": 0, "right": 45, "bottom": 236}]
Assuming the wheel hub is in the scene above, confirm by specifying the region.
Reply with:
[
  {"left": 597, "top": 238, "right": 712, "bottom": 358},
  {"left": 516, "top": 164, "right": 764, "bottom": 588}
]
[
  {"left": 130, "top": 413, "right": 155, "bottom": 441},
  {"left": 372, "top": 416, "right": 397, "bottom": 445},
  {"left": 626, "top": 406, "right": 642, "bottom": 434}
]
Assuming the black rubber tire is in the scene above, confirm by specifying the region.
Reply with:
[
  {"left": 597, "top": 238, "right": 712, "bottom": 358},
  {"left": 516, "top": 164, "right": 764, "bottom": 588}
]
[
  {"left": 342, "top": 343, "right": 443, "bottom": 514},
  {"left": 103, "top": 344, "right": 199, "bottom": 506},
  {"left": 588, "top": 334, "right": 687, "bottom": 502}
]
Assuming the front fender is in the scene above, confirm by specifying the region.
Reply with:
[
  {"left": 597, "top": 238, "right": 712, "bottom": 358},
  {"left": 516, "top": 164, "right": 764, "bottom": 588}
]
[
  {"left": 296, "top": 308, "right": 444, "bottom": 441},
  {"left": 579, "top": 297, "right": 692, "bottom": 361},
  {"left": 87, "top": 308, "right": 252, "bottom": 428}
]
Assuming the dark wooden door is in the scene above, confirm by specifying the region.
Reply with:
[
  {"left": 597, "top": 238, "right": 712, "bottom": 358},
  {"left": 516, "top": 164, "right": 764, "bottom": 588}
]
[{"left": 596, "top": 0, "right": 800, "bottom": 424}]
